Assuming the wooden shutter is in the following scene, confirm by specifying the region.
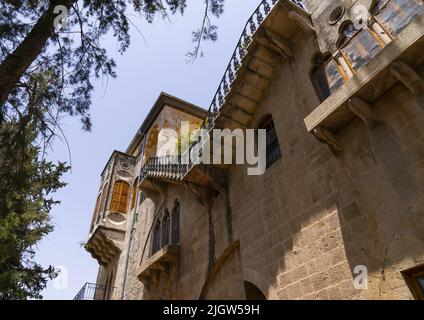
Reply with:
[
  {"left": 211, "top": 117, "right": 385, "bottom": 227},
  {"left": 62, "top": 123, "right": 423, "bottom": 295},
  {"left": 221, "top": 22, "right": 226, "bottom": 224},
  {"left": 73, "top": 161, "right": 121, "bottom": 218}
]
[{"left": 110, "top": 181, "right": 130, "bottom": 213}]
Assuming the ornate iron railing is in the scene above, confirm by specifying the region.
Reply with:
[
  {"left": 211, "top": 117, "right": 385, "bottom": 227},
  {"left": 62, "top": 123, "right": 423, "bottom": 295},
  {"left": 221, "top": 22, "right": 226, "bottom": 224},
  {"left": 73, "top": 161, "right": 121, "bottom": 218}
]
[
  {"left": 193, "top": 0, "right": 305, "bottom": 133},
  {"left": 140, "top": 155, "right": 188, "bottom": 182},
  {"left": 73, "top": 282, "right": 114, "bottom": 300},
  {"left": 140, "top": 0, "right": 306, "bottom": 182}
]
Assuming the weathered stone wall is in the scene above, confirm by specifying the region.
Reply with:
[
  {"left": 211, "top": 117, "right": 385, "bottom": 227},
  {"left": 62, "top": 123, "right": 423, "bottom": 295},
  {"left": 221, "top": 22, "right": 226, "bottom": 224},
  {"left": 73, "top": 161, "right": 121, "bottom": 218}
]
[
  {"left": 92, "top": 0, "right": 424, "bottom": 300},
  {"left": 226, "top": 8, "right": 424, "bottom": 299}
]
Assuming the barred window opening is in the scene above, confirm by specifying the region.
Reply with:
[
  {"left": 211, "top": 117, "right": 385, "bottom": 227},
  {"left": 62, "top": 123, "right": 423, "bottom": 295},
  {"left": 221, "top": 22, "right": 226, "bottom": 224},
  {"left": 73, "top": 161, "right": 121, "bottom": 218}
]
[
  {"left": 162, "top": 210, "right": 170, "bottom": 247},
  {"left": 259, "top": 115, "right": 281, "bottom": 169},
  {"left": 171, "top": 200, "right": 180, "bottom": 245},
  {"left": 152, "top": 222, "right": 161, "bottom": 255}
]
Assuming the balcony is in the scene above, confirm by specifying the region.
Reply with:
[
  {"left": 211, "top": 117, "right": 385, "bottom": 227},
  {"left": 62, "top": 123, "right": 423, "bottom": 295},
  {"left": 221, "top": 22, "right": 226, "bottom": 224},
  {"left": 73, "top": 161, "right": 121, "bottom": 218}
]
[
  {"left": 85, "top": 225, "right": 125, "bottom": 266},
  {"left": 304, "top": 0, "right": 424, "bottom": 140},
  {"left": 73, "top": 282, "right": 115, "bottom": 300},
  {"left": 86, "top": 151, "right": 136, "bottom": 265},
  {"left": 137, "top": 245, "right": 180, "bottom": 288},
  {"left": 136, "top": 1, "right": 310, "bottom": 184}
]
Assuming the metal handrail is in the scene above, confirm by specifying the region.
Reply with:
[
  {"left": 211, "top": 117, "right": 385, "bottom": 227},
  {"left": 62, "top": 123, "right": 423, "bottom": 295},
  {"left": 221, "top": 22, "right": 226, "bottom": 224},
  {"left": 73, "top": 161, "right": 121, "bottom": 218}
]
[{"left": 73, "top": 282, "right": 115, "bottom": 300}]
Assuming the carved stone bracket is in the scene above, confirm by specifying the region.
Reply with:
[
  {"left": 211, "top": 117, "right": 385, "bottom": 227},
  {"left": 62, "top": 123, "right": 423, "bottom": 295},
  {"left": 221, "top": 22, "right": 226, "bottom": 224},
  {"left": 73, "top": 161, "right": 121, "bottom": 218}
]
[
  {"left": 217, "top": 115, "right": 248, "bottom": 130},
  {"left": 137, "top": 245, "right": 180, "bottom": 290},
  {"left": 185, "top": 182, "right": 214, "bottom": 212},
  {"left": 257, "top": 28, "right": 293, "bottom": 61},
  {"left": 199, "top": 165, "right": 228, "bottom": 196},
  {"left": 287, "top": 11, "right": 315, "bottom": 35},
  {"left": 139, "top": 178, "right": 167, "bottom": 206},
  {"left": 313, "top": 126, "right": 342, "bottom": 154},
  {"left": 348, "top": 97, "right": 379, "bottom": 129},
  {"left": 390, "top": 60, "right": 424, "bottom": 96}
]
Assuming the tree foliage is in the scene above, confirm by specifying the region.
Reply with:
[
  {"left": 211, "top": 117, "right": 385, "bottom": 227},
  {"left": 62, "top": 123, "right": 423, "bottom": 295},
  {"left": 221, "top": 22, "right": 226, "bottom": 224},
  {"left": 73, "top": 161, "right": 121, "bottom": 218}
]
[
  {"left": 0, "top": 119, "right": 69, "bottom": 299},
  {"left": 0, "top": 0, "right": 225, "bottom": 299}
]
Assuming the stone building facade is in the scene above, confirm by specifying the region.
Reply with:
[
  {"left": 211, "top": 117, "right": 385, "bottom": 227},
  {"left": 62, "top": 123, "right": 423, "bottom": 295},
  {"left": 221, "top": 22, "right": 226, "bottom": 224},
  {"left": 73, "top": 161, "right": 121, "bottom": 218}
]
[{"left": 81, "top": 0, "right": 424, "bottom": 300}]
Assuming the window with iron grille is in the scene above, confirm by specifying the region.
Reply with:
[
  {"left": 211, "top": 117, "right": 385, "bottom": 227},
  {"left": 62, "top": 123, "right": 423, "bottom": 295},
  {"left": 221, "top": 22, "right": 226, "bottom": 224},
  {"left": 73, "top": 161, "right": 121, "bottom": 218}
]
[
  {"left": 161, "top": 210, "right": 170, "bottom": 247},
  {"left": 152, "top": 221, "right": 161, "bottom": 255},
  {"left": 310, "top": 53, "right": 344, "bottom": 103},
  {"left": 171, "top": 200, "right": 180, "bottom": 245},
  {"left": 259, "top": 115, "right": 281, "bottom": 169},
  {"left": 372, "top": 0, "right": 424, "bottom": 36},
  {"left": 110, "top": 180, "right": 130, "bottom": 213}
]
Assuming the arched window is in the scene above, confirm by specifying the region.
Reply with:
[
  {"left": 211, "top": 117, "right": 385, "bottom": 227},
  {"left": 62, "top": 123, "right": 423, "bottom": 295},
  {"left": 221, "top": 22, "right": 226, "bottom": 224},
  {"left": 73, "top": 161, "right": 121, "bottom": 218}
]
[
  {"left": 99, "top": 183, "right": 108, "bottom": 220},
  {"left": 161, "top": 209, "right": 170, "bottom": 247},
  {"left": 152, "top": 221, "right": 161, "bottom": 255},
  {"left": 171, "top": 199, "right": 180, "bottom": 245},
  {"left": 310, "top": 53, "right": 332, "bottom": 102},
  {"left": 371, "top": 0, "right": 389, "bottom": 14},
  {"left": 337, "top": 22, "right": 359, "bottom": 48},
  {"left": 371, "top": 0, "right": 423, "bottom": 36},
  {"left": 110, "top": 180, "right": 130, "bottom": 213},
  {"left": 91, "top": 194, "right": 102, "bottom": 229},
  {"left": 259, "top": 115, "right": 281, "bottom": 169},
  {"left": 131, "top": 177, "right": 139, "bottom": 210}
]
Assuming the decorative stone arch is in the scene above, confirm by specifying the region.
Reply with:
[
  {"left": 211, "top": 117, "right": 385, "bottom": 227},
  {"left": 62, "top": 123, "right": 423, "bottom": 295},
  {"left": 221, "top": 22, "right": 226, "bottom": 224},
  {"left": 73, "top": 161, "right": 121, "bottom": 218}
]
[
  {"left": 198, "top": 241, "right": 240, "bottom": 300},
  {"left": 243, "top": 268, "right": 278, "bottom": 300}
]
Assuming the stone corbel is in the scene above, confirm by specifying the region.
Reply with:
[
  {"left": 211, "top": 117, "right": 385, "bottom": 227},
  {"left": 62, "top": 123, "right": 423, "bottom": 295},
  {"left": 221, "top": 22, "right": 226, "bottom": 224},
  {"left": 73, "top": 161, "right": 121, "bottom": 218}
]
[
  {"left": 348, "top": 97, "right": 379, "bottom": 129},
  {"left": 313, "top": 126, "right": 342, "bottom": 154},
  {"left": 185, "top": 182, "right": 213, "bottom": 212},
  {"left": 140, "top": 179, "right": 167, "bottom": 207},
  {"left": 151, "top": 269, "right": 160, "bottom": 285},
  {"left": 288, "top": 11, "right": 315, "bottom": 35},
  {"left": 200, "top": 165, "right": 228, "bottom": 196},
  {"left": 138, "top": 275, "right": 151, "bottom": 289},
  {"left": 390, "top": 61, "right": 424, "bottom": 96},
  {"left": 217, "top": 115, "right": 248, "bottom": 130},
  {"left": 257, "top": 29, "right": 293, "bottom": 61}
]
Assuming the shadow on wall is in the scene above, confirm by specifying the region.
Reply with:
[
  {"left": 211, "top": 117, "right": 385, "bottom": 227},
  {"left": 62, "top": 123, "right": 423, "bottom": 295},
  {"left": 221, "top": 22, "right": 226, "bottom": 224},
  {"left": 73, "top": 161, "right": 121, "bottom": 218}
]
[{"left": 335, "top": 84, "right": 424, "bottom": 299}]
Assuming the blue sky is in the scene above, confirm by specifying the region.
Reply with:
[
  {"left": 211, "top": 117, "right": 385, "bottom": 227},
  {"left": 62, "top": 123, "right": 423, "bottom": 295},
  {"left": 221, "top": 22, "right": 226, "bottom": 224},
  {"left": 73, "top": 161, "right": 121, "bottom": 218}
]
[{"left": 36, "top": 0, "right": 262, "bottom": 300}]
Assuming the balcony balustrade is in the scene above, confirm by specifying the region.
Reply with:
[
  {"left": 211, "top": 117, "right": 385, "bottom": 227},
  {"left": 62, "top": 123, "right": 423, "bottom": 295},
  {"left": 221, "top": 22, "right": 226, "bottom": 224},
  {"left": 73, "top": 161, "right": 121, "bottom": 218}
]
[
  {"left": 139, "top": 0, "right": 308, "bottom": 182},
  {"left": 73, "top": 282, "right": 115, "bottom": 300}
]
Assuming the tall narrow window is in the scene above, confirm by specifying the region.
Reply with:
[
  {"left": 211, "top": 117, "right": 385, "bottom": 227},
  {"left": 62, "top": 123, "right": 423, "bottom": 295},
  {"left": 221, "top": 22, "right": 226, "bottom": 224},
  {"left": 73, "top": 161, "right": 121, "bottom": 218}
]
[
  {"left": 110, "top": 180, "right": 130, "bottom": 213},
  {"left": 171, "top": 200, "right": 180, "bottom": 245},
  {"left": 337, "top": 22, "right": 359, "bottom": 48},
  {"left": 161, "top": 209, "right": 170, "bottom": 247},
  {"left": 91, "top": 194, "right": 102, "bottom": 229},
  {"left": 338, "top": 21, "right": 384, "bottom": 71},
  {"left": 131, "top": 177, "right": 139, "bottom": 210},
  {"left": 99, "top": 183, "right": 108, "bottom": 221},
  {"left": 152, "top": 221, "right": 161, "bottom": 255},
  {"left": 259, "top": 115, "right": 281, "bottom": 169},
  {"left": 310, "top": 53, "right": 332, "bottom": 102},
  {"left": 372, "top": 0, "right": 423, "bottom": 36}
]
